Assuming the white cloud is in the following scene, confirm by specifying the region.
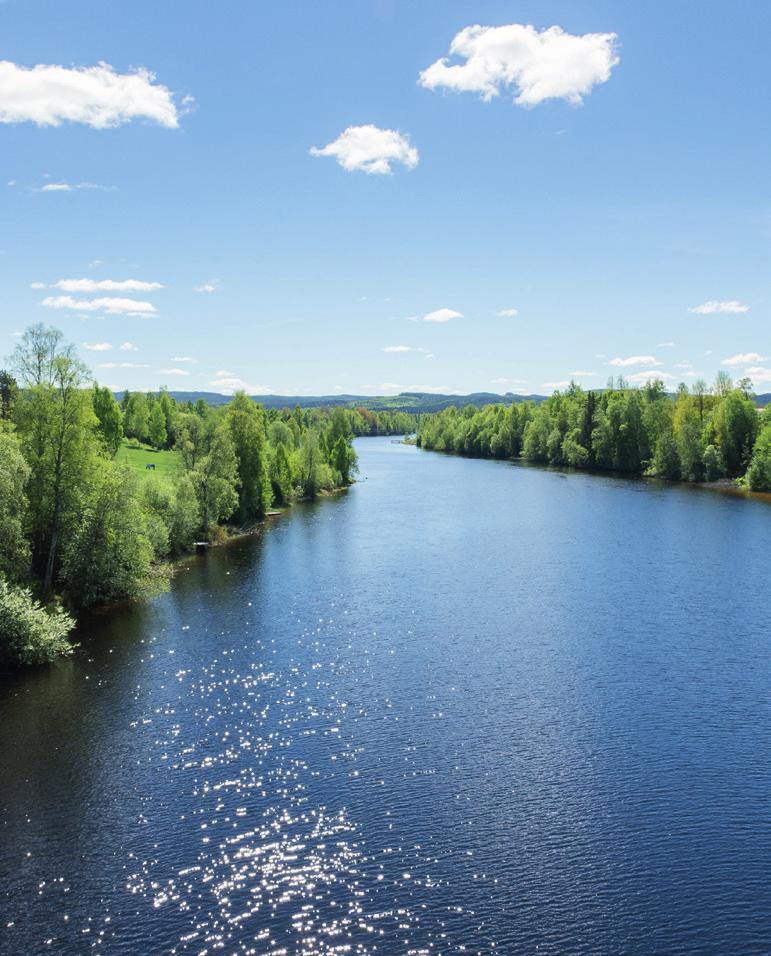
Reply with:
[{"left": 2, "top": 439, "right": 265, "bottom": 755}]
[
  {"left": 497, "top": 308, "right": 519, "bottom": 317},
  {"left": 310, "top": 124, "right": 419, "bottom": 175},
  {"left": 51, "top": 278, "right": 162, "bottom": 292},
  {"left": 657, "top": 341, "right": 676, "bottom": 348},
  {"left": 172, "top": 355, "right": 198, "bottom": 363},
  {"left": 384, "top": 345, "right": 413, "bottom": 352},
  {"left": 674, "top": 361, "right": 693, "bottom": 369},
  {"left": 542, "top": 380, "right": 572, "bottom": 390},
  {"left": 419, "top": 23, "right": 619, "bottom": 107},
  {"left": 41, "top": 295, "right": 156, "bottom": 315},
  {"left": 208, "top": 376, "right": 271, "bottom": 395},
  {"left": 608, "top": 355, "right": 662, "bottom": 367},
  {"left": 83, "top": 341, "right": 112, "bottom": 351},
  {"left": 721, "top": 352, "right": 767, "bottom": 366},
  {"left": 214, "top": 369, "right": 234, "bottom": 377},
  {"left": 688, "top": 300, "right": 749, "bottom": 315},
  {"left": 29, "top": 281, "right": 46, "bottom": 289},
  {"left": 745, "top": 366, "right": 771, "bottom": 385},
  {"left": 194, "top": 279, "right": 219, "bottom": 293},
  {"left": 98, "top": 361, "right": 149, "bottom": 369},
  {"left": 569, "top": 370, "right": 597, "bottom": 377},
  {"left": 0, "top": 60, "right": 185, "bottom": 128},
  {"left": 119, "top": 341, "right": 138, "bottom": 351},
  {"left": 38, "top": 182, "right": 115, "bottom": 193},
  {"left": 160, "top": 368, "right": 190, "bottom": 376},
  {"left": 626, "top": 370, "right": 674, "bottom": 384},
  {"left": 424, "top": 307, "right": 462, "bottom": 323}
]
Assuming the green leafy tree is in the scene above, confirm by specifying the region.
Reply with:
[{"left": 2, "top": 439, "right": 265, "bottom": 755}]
[
  {"left": 189, "top": 425, "right": 240, "bottom": 533},
  {"left": 60, "top": 463, "right": 154, "bottom": 608},
  {"left": 148, "top": 402, "right": 168, "bottom": 450},
  {"left": 124, "top": 392, "right": 150, "bottom": 443},
  {"left": 225, "top": 392, "right": 272, "bottom": 520},
  {"left": 0, "top": 427, "right": 31, "bottom": 582},
  {"left": 92, "top": 384, "right": 124, "bottom": 455},
  {"left": 0, "top": 370, "right": 19, "bottom": 420},
  {"left": 13, "top": 339, "right": 98, "bottom": 591}
]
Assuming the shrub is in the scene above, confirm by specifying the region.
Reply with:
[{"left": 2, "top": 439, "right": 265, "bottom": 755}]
[{"left": 0, "top": 578, "right": 74, "bottom": 668}]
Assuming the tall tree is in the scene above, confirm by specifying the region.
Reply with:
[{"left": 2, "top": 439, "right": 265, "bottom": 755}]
[{"left": 225, "top": 392, "right": 272, "bottom": 520}]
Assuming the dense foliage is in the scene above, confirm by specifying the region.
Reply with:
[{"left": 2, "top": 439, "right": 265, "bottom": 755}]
[
  {"left": 417, "top": 378, "right": 770, "bottom": 489},
  {"left": 0, "top": 323, "right": 400, "bottom": 668}
]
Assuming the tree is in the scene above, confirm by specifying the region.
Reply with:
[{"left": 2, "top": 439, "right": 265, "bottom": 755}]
[
  {"left": 13, "top": 337, "right": 98, "bottom": 591},
  {"left": 0, "top": 427, "right": 31, "bottom": 582},
  {"left": 330, "top": 434, "right": 357, "bottom": 485},
  {"left": 124, "top": 392, "right": 150, "bottom": 443},
  {"left": 225, "top": 392, "right": 272, "bottom": 520},
  {"left": 61, "top": 463, "right": 154, "bottom": 608},
  {"left": 745, "top": 422, "right": 771, "bottom": 491},
  {"left": 92, "top": 384, "right": 124, "bottom": 455},
  {"left": 189, "top": 426, "right": 240, "bottom": 533},
  {"left": 11, "top": 323, "right": 74, "bottom": 387},
  {"left": 0, "top": 370, "right": 19, "bottom": 420},
  {"left": 148, "top": 402, "right": 167, "bottom": 450}
]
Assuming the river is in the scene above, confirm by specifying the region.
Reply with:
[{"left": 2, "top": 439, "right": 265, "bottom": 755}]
[{"left": 1, "top": 436, "right": 770, "bottom": 955}]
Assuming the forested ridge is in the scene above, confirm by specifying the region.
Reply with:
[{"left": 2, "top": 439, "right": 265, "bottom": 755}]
[
  {"left": 0, "top": 324, "right": 413, "bottom": 668},
  {"left": 417, "top": 377, "right": 771, "bottom": 491}
]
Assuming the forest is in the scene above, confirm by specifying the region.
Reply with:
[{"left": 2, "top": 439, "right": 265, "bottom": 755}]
[
  {"left": 417, "top": 376, "right": 771, "bottom": 492},
  {"left": 0, "top": 324, "right": 414, "bottom": 669}
]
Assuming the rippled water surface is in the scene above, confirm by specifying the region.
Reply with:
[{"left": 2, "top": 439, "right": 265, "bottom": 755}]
[{"left": 2, "top": 437, "right": 770, "bottom": 955}]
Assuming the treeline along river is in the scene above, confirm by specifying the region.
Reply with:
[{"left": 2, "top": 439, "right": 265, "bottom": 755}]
[{"left": 1, "top": 437, "right": 770, "bottom": 955}]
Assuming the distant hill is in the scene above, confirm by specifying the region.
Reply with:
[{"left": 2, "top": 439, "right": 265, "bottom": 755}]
[
  {"left": 114, "top": 390, "right": 548, "bottom": 412},
  {"left": 113, "top": 389, "right": 770, "bottom": 412}
]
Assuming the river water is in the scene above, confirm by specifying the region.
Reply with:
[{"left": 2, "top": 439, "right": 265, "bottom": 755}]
[{"left": 1, "top": 437, "right": 770, "bottom": 955}]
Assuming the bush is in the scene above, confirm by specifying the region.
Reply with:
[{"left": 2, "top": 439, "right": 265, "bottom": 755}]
[{"left": 0, "top": 578, "right": 74, "bottom": 668}]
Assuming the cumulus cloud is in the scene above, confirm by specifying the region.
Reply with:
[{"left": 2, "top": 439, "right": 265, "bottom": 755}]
[
  {"left": 194, "top": 279, "right": 220, "bottom": 293},
  {"left": 0, "top": 60, "right": 186, "bottom": 128},
  {"left": 120, "top": 341, "right": 138, "bottom": 351},
  {"left": 172, "top": 356, "right": 198, "bottom": 363},
  {"left": 657, "top": 341, "right": 676, "bottom": 348},
  {"left": 208, "top": 376, "right": 272, "bottom": 395},
  {"left": 688, "top": 300, "right": 749, "bottom": 315},
  {"left": 497, "top": 308, "right": 519, "bottom": 317},
  {"left": 51, "top": 278, "right": 163, "bottom": 292},
  {"left": 310, "top": 124, "right": 419, "bottom": 175},
  {"left": 83, "top": 341, "right": 112, "bottom": 351},
  {"left": 384, "top": 345, "right": 413, "bottom": 352},
  {"left": 29, "top": 281, "right": 46, "bottom": 289},
  {"left": 424, "top": 308, "right": 462, "bottom": 323},
  {"left": 745, "top": 366, "right": 771, "bottom": 384},
  {"left": 626, "top": 370, "right": 674, "bottom": 384},
  {"left": 419, "top": 23, "right": 619, "bottom": 107},
  {"left": 721, "top": 352, "right": 767, "bottom": 366},
  {"left": 542, "top": 380, "right": 571, "bottom": 391},
  {"left": 42, "top": 295, "right": 156, "bottom": 315},
  {"left": 160, "top": 368, "right": 190, "bottom": 376},
  {"left": 608, "top": 355, "right": 661, "bottom": 367},
  {"left": 569, "top": 370, "right": 597, "bottom": 377}
]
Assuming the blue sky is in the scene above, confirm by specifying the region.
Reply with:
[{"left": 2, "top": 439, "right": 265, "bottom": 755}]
[{"left": 1, "top": 0, "right": 769, "bottom": 396}]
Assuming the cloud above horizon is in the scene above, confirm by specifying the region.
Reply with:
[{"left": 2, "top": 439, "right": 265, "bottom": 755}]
[
  {"left": 424, "top": 308, "right": 462, "bottom": 323},
  {"left": 688, "top": 300, "right": 749, "bottom": 315},
  {"left": 83, "top": 341, "right": 112, "bottom": 351},
  {"left": 608, "top": 355, "right": 661, "bottom": 367},
  {"left": 497, "top": 308, "right": 519, "bottom": 317},
  {"left": 0, "top": 60, "right": 186, "bottom": 128},
  {"left": 46, "top": 278, "right": 163, "bottom": 292},
  {"left": 310, "top": 124, "right": 419, "bottom": 175},
  {"left": 42, "top": 295, "right": 156, "bottom": 316},
  {"left": 208, "top": 376, "right": 272, "bottom": 395},
  {"left": 721, "top": 352, "right": 766, "bottom": 366},
  {"left": 419, "top": 23, "right": 619, "bottom": 107},
  {"left": 38, "top": 181, "right": 116, "bottom": 193}
]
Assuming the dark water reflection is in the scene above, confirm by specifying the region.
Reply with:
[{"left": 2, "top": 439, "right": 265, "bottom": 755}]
[{"left": 1, "top": 437, "right": 770, "bottom": 955}]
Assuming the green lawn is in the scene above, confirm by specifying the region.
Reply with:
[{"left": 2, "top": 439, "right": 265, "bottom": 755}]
[{"left": 116, "top": 441, "right": 181, "bottom": 479}]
